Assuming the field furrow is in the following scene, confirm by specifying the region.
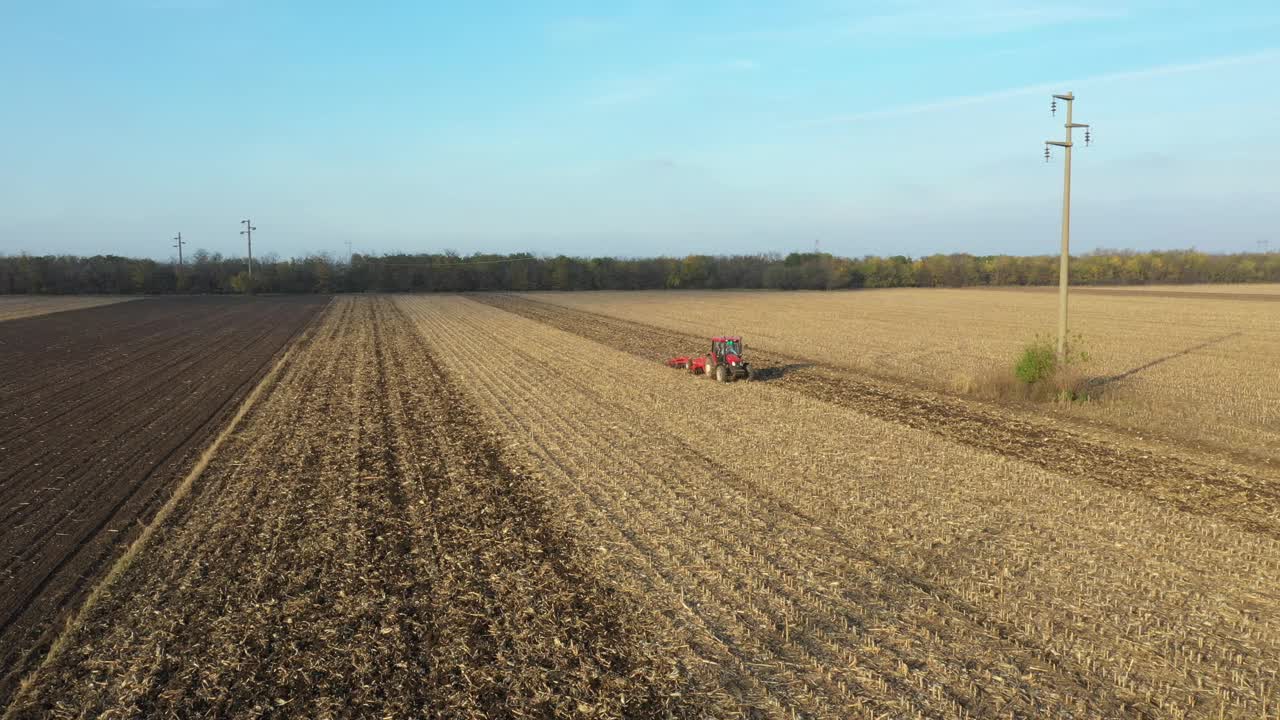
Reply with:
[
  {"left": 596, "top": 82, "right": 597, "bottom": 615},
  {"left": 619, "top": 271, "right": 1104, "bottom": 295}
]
[{"left": 399, "top": 295, "right": 1279, "bottom": 719}]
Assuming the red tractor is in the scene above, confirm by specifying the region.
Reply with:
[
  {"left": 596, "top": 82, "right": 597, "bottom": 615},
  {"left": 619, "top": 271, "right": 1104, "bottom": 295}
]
[{"left": 667, "top": 336, "right": 752, "bottom": 382}]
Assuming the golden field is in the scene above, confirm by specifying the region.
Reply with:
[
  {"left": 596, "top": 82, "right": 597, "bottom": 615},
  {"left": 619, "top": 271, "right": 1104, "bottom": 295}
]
[{"left": 527, "top": 287, "right": 1280, "bottom": 465}]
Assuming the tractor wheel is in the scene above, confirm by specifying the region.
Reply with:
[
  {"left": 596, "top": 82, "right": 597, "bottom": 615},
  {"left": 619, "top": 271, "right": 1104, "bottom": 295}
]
[
  {"left": 705, "top": 362, "right": 716, "bottom": 379},
  {"left": 715, "top": 365, "right": 728, "bottom": 383}
]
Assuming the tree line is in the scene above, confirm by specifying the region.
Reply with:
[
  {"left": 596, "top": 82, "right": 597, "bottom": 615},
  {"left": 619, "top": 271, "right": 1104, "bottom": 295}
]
[{"left": 1, "top": 248, "right": 1278, "bottom": 295}]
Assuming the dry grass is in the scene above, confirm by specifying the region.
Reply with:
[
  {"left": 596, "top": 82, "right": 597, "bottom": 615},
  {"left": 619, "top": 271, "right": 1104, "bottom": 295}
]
[
  {"left": 954, "top": 356, "right": 1095, "bottom": 403},
  {"left": 528, "top": 288, "right": 1280, "bottom": 463},
  {"left": 949, "top": 361, "right": 1025, "bottom": 399},
  {"left": 0, "top": 296, "right": 137, "bottom": 322},
  {"left": 398, "top": 295, "right": 1280, "bottom": 719}
]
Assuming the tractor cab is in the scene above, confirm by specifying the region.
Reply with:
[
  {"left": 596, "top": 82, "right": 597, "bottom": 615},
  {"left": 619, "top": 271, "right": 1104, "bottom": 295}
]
[
  {"left": 707, "top": 336, "right": 750, "bottom": 381},
  {"left": 711, "top": 336, "right": 744, "bottom": 364}
]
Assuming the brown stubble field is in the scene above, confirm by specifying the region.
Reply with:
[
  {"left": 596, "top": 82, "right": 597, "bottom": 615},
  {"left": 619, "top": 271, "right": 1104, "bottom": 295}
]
[
  {"left": 3, "top": 291, "right": 1277, "bottom": 719},
  {"left": 525, "top": 287, "right": 1280, "bottom": 466},
  {"left": 474, "top": 294, "right": 1277, "bottom": 537},
  {"left": 400, "top": 295, "right": 1279, "bottom": 719}
]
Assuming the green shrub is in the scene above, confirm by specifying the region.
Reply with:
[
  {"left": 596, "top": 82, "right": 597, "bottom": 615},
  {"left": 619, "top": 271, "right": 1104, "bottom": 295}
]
[
  {"left": 1009, "top": 334, "right": 1093, "bottom": 402},
  {"left": 1014, "top": 337, "right": 1058, "bottom": 385}
]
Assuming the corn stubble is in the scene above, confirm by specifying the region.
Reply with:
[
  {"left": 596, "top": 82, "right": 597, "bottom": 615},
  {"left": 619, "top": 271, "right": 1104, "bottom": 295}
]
[
  {"left": 528, "top": 288, "right": 1280, "bottom": 465},
  {"left": 5, "top": 297, "right": 726, "bottom": 719},
  {"left": 474, "top": 294, "right": 1278, "bottom": 539},
  {"left": 397, "top": 295, "right": 1280, "bottom": 720}
]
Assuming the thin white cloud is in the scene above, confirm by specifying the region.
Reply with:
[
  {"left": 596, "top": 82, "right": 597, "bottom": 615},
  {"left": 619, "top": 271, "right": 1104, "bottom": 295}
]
[
  {"left": 808, "top": 48, "right": 1280, "bottom": 126},
  {"left": 136, "top": 0, "right": 224, "bottom": 8},
  {"left": 707, "top": 1, "right": 1128, "bottom": 46},
  {"left": 546, "top": 16, "right": 623, "bottom": 41},
  {"left": 840, "top": 4, "right": 1128, "bottom": 38},
  {"left": 585, "top": 84, "right": 663, "bottom": 107},
  {"left": 582, "top": 59, "right": 761, "bottom": 107}
]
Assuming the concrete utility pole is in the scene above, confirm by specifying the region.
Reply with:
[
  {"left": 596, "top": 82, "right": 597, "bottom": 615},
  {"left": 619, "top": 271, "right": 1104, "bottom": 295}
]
[
  {"left": 345, "top": 238, "right": 353, "bottom": 260},
  {"left": 240, "top": 219, "right": 257, "bottom": 278},
  {"left": 1044, "top": 92, "right": 1091, "bottom": 360},
  {"left": 172, "top": 232, "right": 184, "bottom": 271}
]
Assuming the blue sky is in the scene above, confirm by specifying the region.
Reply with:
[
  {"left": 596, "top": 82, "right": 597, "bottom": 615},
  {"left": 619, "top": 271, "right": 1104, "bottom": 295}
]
[{"left": 1, "top": 1, "right": 1277, "bottom": 260}]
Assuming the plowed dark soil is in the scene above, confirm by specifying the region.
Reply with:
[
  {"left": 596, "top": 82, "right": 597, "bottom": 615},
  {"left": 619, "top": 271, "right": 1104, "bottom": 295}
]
[
  {"left": 473, "top": 294, "right": 1280, "bottom": 538},
  {"left": 0, "top": 296, "right": 327, "bottom": 705}
]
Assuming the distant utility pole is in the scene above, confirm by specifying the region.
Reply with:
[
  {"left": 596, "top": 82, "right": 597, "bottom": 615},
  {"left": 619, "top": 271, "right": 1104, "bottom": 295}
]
[
  {"left": 345, "top": 238, "right": 353, "bottom": 260},
  {"left": 1259, "top": 239, "right": 1271, "bottom": 254},
  {"left": 1044, "top": 92, "right": 1091, "bottom": 360},
  {"left": 240, "top": 219, "right": 257, "bottom": 278},
  {"left": 172, "top": 232, "right": 185, "bottom": 271}
]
